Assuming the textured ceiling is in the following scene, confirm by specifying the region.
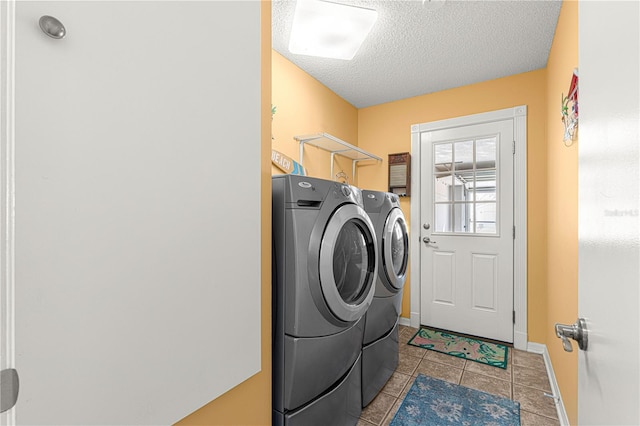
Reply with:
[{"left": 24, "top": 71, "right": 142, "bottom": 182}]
[{"left": 272, "top": 0, "right": 562, "bottom": 108}]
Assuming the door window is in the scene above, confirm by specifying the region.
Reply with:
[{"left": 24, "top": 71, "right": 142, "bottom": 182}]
[
  {"left": 333, "top": 219, "right": 375, "bottom": 304},
  {"left": 382, "top": 208, "right": 408, "bottom": 289},
  {"left": 390, "top": 220, "right": 408, "bottom": 276},
  {"left": 319, "top": 203, "right": 377, "bottom": 322},
  {"left": 433, "top": 136, "right": 498, "bottom": 234}
]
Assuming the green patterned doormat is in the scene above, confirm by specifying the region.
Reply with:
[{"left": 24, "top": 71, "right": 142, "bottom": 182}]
[
  {"left": 390, "top": 375, "right": 520, "bottom": 426},
  {"left": 408, "top": 328, "right": 509, "bottom": 369}
]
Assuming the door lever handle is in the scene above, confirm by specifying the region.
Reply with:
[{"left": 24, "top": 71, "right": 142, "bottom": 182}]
[
  {"left": 422, "top": 236, "right": 436, "bottom": 244},
  {"left": 555, "top": 318, "right": 588, "bottom": 352},
  {"left": 0, "top": 368, "right": 19, "bottom": 413}
]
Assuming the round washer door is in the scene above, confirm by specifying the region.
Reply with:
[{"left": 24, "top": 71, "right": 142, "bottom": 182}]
[
  {"left": 319, "top": 203, "right": 378, "bottom": 323},
  {"left": 382, "top": 208, "right": 409, "bottom": 290}
]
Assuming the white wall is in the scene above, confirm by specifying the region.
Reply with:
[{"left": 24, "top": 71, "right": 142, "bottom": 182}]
[{"left": 3, "top": 2, "right": 261, "bottom": 424}]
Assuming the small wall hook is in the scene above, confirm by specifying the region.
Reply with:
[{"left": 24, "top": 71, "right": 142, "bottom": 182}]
[
  {"left": 335, "top": 171, "right": 349, "bottom": 184},
  {"left": 39, "top": 15, "right": 66, "bottom": 39}
]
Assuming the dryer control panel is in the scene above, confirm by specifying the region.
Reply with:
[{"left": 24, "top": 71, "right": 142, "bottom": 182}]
[{"left": 279, "top": 175, "right": 362, "bottom": 210}]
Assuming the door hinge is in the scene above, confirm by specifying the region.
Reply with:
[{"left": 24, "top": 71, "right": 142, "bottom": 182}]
[
  {"left": 512, "top": 141, "right": 516, "bottom": 154},
  {"left": 0, "top": 368, "right": 19, "bottom": 413},
  {"left": 513, "top": 311, "right": 516, "bottom": 324},
  {"left": 513, "top": 226, "right": 516, "bottom": 239}
]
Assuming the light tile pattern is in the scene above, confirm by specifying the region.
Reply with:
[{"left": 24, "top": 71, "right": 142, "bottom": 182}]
[{"left": 359, "top": 326, "right": 560, "bottom": 426}]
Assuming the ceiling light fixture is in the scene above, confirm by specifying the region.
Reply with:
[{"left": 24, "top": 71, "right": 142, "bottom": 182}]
[{"left": 288, "top": 0, "right": 378, "bottom": 61}]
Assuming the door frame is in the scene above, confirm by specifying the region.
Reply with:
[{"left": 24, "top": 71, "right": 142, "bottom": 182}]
[
  {"left": 1, "top": 0, "right": 17, "bottom": 423},
  {"left": 409, "top": 105, "right": 528, "bottom": 350}
]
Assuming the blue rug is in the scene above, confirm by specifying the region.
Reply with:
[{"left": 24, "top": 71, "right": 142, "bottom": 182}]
[{"left": 390, "top": 375, "right": 520, "bottom": 426}]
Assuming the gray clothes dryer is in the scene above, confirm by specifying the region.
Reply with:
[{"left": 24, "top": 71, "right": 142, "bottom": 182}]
[
  {"left": 272, "top": 175, "right": 379, "bottom": 426},
  {"left": 361, "top": 190, "right": 409, "bottom": 407}
]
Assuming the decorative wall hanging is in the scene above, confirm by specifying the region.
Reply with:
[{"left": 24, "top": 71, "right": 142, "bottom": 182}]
[
  {"left": 388, "top": 152, "right": 411, "bottom": 196},
  {"left": 561, "top": 68, "right": 579, "bottom": 146},
  {"left": 272, "top": 149, "right": 306, "bottom": 176},
  {"left": 271, "top": 105, "right": 277, "bottom": 140}
]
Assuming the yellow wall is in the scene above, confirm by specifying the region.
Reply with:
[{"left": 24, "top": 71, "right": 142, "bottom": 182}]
[
  {"left": 271, "top": 51, "right": 359, "bottom": 183},
  {"left": 545, "top": 1, "right": 578, "bottom": 424},
  {"left": 176, "top": 3, "right": 272, "bottom": 425},
  {"left": 357, "top": 71, "right": 549, "bottom": 342}
]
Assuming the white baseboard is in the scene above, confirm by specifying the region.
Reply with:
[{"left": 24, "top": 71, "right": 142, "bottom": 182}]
[
  {"left": 526, "top": 342, "right": 546, "bottom": 354},
  {"left": 398, "top": 317, "right": 411, "bottom": 327},
  {"left": 527, "top": 342, "right": 570, "bottom": 426}
]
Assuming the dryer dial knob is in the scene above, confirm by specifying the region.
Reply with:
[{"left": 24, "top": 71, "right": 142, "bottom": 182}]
[{"left": 341, "top": 186, "right": 351, "bottom": 197}]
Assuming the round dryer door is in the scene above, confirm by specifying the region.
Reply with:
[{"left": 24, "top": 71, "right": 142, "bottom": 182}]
[
  {"left": 319, "top": 204, "right": 378, "bottom": 322},
  {"left": 382, "top": 208, "right": 409, "bottom": 290}
]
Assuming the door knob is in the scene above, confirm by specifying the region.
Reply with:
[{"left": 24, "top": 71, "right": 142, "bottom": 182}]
[
  {"left": 555, "top": 318, "right": 588, "bottom": 352},
  {"left": 422, "top": 236, "right": 436, "bottom": 244},
  {"left": 39, "top": 16, "right": 66, "bottom": 39}
]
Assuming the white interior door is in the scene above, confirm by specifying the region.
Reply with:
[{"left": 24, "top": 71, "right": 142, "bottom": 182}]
[
  {"left": 577, "top": 2, "right": 639, "bottom": 424},
  {"left": 419, "top": 119, "right": 514, "bottom": 343},
  {"left": 1, "top": 2, "right": 261, "bottom": 425}
]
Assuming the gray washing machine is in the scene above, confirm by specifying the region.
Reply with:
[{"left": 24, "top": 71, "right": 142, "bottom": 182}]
[
  {"left": 361, "top": 190, "right": 409, "bottom": 407},
  {"left": 272, "top": 175, "right": 379, "bottom": 426}
]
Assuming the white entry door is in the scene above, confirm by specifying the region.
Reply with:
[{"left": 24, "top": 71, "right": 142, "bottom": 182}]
[
  {"left": 418, "top": 119, "right": 514, "bottom": 343},
  {"left": 577, "top": 1, "right": 639, "bottom": 424}
]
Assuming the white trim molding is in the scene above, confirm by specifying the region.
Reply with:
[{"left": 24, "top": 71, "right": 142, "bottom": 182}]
[
  {"left": 513, "top": 106, "right": 528, "bottom": 350},
  {"left": 409, "top": 105, "right": 528, "bottom": 349},
  {"left": 398, "top": 316, "right": 411, "bottom": 327},
  {"left": 0, "top": 0, "right": 17, "bottom": 424},
  {"left": 409, "top": 128, "right": 421, "bottom": 329},
  {"left": 527, "top": 342, "right": 570, "bottom": 426}
]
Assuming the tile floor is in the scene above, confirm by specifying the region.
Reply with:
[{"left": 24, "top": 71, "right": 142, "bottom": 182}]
[{"left": 358, "top": 325, "right": 561, "bottom": 426}]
